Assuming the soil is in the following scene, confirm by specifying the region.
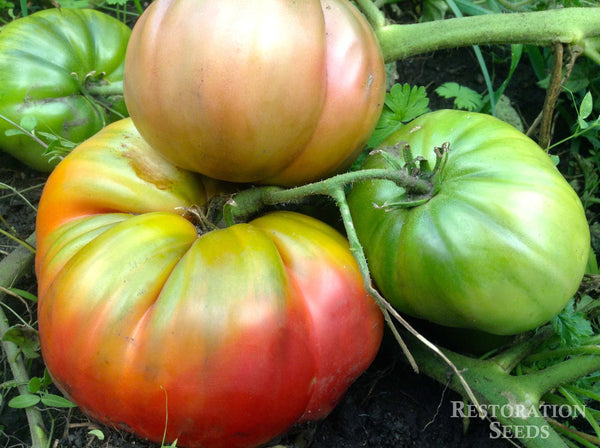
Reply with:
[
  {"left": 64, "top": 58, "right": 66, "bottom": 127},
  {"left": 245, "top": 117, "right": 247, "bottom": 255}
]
[{"left": 0, "top": 44, "right": 546, "bottom": 448}]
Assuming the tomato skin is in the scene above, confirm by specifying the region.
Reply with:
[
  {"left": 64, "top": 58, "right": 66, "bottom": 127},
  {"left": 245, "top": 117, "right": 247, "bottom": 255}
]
[
  {"left": 347, "top": 109, "right": 590, "bottom": 335},
  {"left": 123, "top": 0, "right": 385, "bottom": 186},
  {"left": 0, "top": 8, "right": 130, "bottom": 171},
  {"left": 35, "top": 118, "right": 383, "bottom": 448}
]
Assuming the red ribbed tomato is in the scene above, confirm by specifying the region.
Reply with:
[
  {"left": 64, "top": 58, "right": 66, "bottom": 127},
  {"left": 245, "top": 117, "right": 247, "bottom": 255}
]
[
  {"left": 35, "top": 118, "right": 383, "bottom": 448},
  {"left": 123, "top": 0, "right": 385, "bottom": 186}
]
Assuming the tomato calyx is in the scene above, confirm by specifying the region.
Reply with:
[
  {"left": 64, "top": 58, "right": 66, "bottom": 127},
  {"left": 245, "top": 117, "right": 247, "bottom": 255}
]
[
  {"left": 70, "top": 70, "right": 127, "bottom": 125},
  {"left": 222, "top": 165, "right": 437, "bottom": 226},
  {"left": 177, "top": 204, "right": 221, "bottom": 236},
  {"left": 370, "top": 141, "right": 450, "bottom": 210}
]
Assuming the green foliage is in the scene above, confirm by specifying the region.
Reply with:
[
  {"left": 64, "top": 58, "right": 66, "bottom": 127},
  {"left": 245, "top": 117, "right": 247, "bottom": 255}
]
[
  {"left": 551, "top": 299, "right": 594, "bottom": 348},
  {"left": 7, "top": 369, "right": 77, "bottom": 409},
  {"left": 367, "top": 83, "right": 430, "bottom": 148},
  {"left": 88, "top": 429, "right": 106, "bottom": 441},
  {"left": 2, "top": 324, "right": 40, "bottom": 359},
  {"left": 1, "top": 114, "right": 77, "bottom": 166},
  {"left": 435, "top": 82, "right": 484, "bottom": 111}
]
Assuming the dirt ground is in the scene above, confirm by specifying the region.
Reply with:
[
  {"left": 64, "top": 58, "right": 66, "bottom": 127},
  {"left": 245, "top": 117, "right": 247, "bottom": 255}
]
[{"left": 0, "top": 45, "right": 545, "bottom": 448}]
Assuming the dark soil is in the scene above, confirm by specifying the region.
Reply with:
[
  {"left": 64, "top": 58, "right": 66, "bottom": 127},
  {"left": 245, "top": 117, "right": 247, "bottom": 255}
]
[{"left": 0, "top": 44, "right": 546, "bottom": 448}]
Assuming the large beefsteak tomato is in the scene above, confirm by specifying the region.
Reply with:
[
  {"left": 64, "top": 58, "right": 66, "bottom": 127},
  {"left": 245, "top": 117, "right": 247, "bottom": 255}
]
[
  {"left": 347, "top": 109, "right": 590, "bottom": 335},
  {"left": 123, "top": 0, "right": 385, "bottom": 186},
  {"left": 0, "top": 8, "right": 130, "bottom": 171},
  {"left": 35, "top": 118, "right": 383, "bottom": 448}
]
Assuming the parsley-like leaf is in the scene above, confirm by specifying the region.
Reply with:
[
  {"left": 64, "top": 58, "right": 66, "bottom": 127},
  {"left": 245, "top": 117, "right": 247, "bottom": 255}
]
[
  {"left": 551, "top": 299, "right": 594, "bottom": 348},
  {"left": 367, "top": 83, "right": 430, "bottom": 148},
  {"left": 435, "top": 82, "right": 484, "bottom": 111}
]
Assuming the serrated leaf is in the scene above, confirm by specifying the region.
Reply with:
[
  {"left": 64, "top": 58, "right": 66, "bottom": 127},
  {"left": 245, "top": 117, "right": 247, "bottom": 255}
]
[
  {"left": 368, "top": 83, "right": 430, "bottom": 148},
  {"left": 435, "top": 82, "right": 484, "bottom": 111},
  {"left": 385, "top": 83, "right": 430, "bottom": 122},
  {"left": 41, "top": 393, "right": 78, "bottom": 408},
  {"left": 552, "top": 301, "right": 594, "bottom": 347},
  {"left": 8, "top": 393, "right": 41, "bottom": 409}
]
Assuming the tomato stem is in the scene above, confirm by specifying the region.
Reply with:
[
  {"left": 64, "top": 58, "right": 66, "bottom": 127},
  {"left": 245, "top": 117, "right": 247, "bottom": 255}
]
[
  {"left": 0, "top": 233, "right": 49, "bottom": 448},
  {"left": 224, "top": 167, "right": 433, "bottom": 225},
  {"left": 402, "top": 333, "right": 574, "bottom": 448},
  {"left": 354, "top": 0, "right": 385, "bottom": 30},
  {"left": 375, "top": 7, "right": 600, "bottom": 63}
]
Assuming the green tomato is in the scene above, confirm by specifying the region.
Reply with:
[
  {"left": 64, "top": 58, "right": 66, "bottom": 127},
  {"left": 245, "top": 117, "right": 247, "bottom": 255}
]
[
  {"left": 348, "top": 109, "right": 590, "bottom": 335},
  {"left": 0, "top": 8, "right": 130, "bottom": 171}
]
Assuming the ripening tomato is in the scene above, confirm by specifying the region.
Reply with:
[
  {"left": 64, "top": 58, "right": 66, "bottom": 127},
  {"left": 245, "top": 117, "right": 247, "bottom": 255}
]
[
  {"left": 347, "top": 109, "right": 590, "bottom": 335},
  {"left": 0, "top": 8, "right": 130, "bottom": 171},
  {"left": 123, "top": 0, "right": 385, "bottom": 186},
  {"left": 35, "top": 118, "right": 383, "bottom": 448}
]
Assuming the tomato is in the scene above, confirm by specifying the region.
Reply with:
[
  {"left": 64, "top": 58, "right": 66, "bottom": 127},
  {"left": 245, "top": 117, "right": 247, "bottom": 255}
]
[
  {"left": 347, "top": 109, "right": 590, "bottom": 335},
  {"left": 123, "top": 0, "right": 385, "bottom": 186},
  {"left": 0, "top": 8, "right": 130, "bottom": 172},
  {"left": 35, "top": 118, "right": 383, "bottom": 448}
]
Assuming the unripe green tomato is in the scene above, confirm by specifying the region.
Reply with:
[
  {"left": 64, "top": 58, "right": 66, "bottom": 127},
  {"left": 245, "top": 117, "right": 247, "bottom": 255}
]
[
  {"left": 123, "top": 0, "right": 385, "bottom": 186},
  {"left": 348, "top": 109, "right": 590, "bottom": 335},
  {"left": 0, "top": 8, "right": 130, "bottom": 171}
]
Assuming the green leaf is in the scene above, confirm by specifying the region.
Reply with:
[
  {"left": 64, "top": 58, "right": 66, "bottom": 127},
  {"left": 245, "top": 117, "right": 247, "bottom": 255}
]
[
  {"left": 8, "top": 287, "right": 38, "bottom": 303},
  {"left": 4, "top": 129, "right": 26, "bottom": 137},
  {"left": 41, "top": 393, "right": 78, "bottom": 408},
  {"left": 552, "top": 301, "right": 594, "bottom": 347},
  {"left": 368, "top": 83, "right": 430, "bottom": 148},
  {"left": 88, "top": 429, "right": 105, "bottom": 440},
  {"left": 1, "top": 325, "right": 40, "bottom": 359},
  {"left": 41, "top": 369, "right": 53, "bottom": 388},
  {"left": 580, "top": 92, "right": 593, "bottom": 119},
  {"left": 19, "top": 115, "right": 37, "bottom": 132},
  {"left": 8, "top": 393, "right": 40, "bottom": 409},
  {"left": 579, "top": 92, "right": 594, "bottom": 130},
  {"left": 419, "top": 0, "right": 448, "bottom": 22},
  {"left": 435, "top": 82, "right": 484, "bottom": 111},
  {"left": 28, "top": 377, "right": 42, "bottom": 394}
]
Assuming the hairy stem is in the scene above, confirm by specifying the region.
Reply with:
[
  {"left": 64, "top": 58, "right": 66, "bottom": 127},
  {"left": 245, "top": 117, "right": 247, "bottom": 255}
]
[
  {"left": 520, "top": 355, "right": 600, "bottom": 400},
  {"left": 404, "top": 334, "right": 570, "bottom": 448},
  {"left": 490, "top": 326, "right": 555, "bottom": 373},
  {"left": 354, "top": 0, "right": 385, "bottom": 30},
  {"left": 225, "top": 168, "right": 433, "bottom": 224},
  {"left": 376, "top": 7, "right": 600, "bottom": 63}
]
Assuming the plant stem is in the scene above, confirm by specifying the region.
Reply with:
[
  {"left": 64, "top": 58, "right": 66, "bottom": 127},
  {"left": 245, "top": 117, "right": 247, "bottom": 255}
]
[
  {"left": 520, "top": 355, "right": 600, "bottom": 400},
  {"left": 403, "top": 334, "right": 570, "bottom": 448},
  {"left": 0, "top": 233, "right": 48, "bottom": 448},
  {"left": 354, "top": 0, "right": 385, "bottom": 30},
  {"left": 324, "top": 186, "right": 484, "bottom": 414},
  {"left": 376, "top": 7, "right": 600, "bottom": 63},
  {"left": 224, "top": 168, "right": 432, "bottom": 224},
  {"left": 490, "top": 326, "right": 555, "bottom": 373}
]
